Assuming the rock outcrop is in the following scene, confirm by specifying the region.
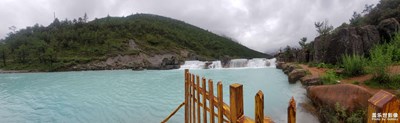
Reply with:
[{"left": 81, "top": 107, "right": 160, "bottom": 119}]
[
  {"left": 300, "top": 75, "right": 321, "bottom": 86},
  {"left": 70, "top": 53, "right": 183, "bottom": 70},
  {"left": 307, "top": 84, "right": 373, "bottom": 112},
  {"left": 160, "top": 56, "right": 180, "bottom": 70},
  {"left": 276, "top": 62, "right": 308, "bottom": 83},
  {"left": 277, "top": 18, "right": 400, "bottom": 64},
  {"left": 378, "top": 18, "right": 400, "bottom": 42},
  {"left": 288, "top": 69, "right": 307, "bottom": 83},
  {"left": 313, "top": 25, "right": 381, "bottom": 63}
]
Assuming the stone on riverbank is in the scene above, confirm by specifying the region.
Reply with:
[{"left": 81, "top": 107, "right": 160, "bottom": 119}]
[
  {"left": 288, "top": 69, "right": 307, "bottom": 83},
  {"left": 307, "top": 84, "right": 372, "bottom": 112}
]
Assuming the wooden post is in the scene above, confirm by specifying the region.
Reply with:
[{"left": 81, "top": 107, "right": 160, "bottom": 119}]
[
  {"left": 202, "top": 77, "right": 207, "bottom": 123},
  {"left": 209, "top": 79, "right": 215, "bottom": 123},
  {"left": 197, "top": 75, "right": 201, "bottom": 123},
  {"left": 217, "top": 82, "right": 224, "bottom": 123},
  {"left": 184, "top": 69, "right": 189, "bottom": 123},
  {"left": 288, "top": 97, "right": 296, "bottom": 123},
  {"left": 188, "top": 74, "right": 192, "bottom": 123},
  {"left": 255, "top": 90, "right": 264, "bottom": 123},
  {"left": 367, "top": 90, "right": 400, "bottom": 123},
  {"left": 192, "top": 74, "right": 196, "bottom": 123},
  {"left": 230, "top": 83, "right": 244, "bottom": 123}
]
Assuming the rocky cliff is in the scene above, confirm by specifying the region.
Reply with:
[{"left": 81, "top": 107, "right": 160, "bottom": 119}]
[{"left": 277, "top": 18, "right": 399, "bottom": 64}]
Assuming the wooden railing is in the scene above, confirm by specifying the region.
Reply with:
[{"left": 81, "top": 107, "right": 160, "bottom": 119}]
[{"left": 163, "top": 69, "right": 297, "bottom": 123}]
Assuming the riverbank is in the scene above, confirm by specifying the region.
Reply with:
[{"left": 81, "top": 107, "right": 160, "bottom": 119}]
[{"left": 277, "top": 61, "right": 400, "bottom": 122}]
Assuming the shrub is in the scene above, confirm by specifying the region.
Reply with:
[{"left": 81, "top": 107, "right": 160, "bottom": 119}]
[
  {"left": 368, "top": 44, "right": 394, "bottom": 83},
  {"left": 352, "top": 81, "right": 360, "bottom": 85},
  {"left": 320, "top": 102, "right": 366, "bottom": 123},
  {"left": 342, "top": 54, "right": 366, "bottom": 76},
  {"left": 321, "top": 70, "right": 340, "bottom": 85}
]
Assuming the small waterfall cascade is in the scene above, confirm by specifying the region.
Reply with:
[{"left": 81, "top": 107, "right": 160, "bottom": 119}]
[
  {"left": 180, "top": 58, "right": 276, "bottom": 69},
  {"left": 207, "top": 61, "right": 222, "bottom": 69},
  {"left": 179, "top": 60, "right": 206, "bottom": 69},
  {"left": 247, "top": 58, "right": 269, "bottom": 68},
  {"left": 228, "top": 59, "right": 248, "bottom": 68}
]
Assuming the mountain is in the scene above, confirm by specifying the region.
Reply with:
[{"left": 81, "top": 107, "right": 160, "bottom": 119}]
[{"left": 0, "top": 14, "right": 270, "bottom": 71}]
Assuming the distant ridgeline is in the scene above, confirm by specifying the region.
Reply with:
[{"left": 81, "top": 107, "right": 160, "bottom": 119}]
[
  {"left": 0, "top": 14, "right": 270, "bottom": 71},
  {"left": 276, "top": 0, "right": 400, "bottom": 64}
]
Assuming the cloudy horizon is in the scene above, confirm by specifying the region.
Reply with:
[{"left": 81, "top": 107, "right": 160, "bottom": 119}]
[{"left": 0, "top": 0, "right": 380, "bottom": 54}]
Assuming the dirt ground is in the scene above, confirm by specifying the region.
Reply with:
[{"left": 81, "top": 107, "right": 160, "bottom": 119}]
[{"left": 299, "top": 64, "right": 399, "bottom": 95}]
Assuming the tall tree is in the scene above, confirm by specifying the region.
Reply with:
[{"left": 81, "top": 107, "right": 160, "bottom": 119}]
[
  {"left": 83, "top": 13, "right": 88, "bottom": 23},
  {"left": 0, "top": 44, "right": 9, "bottom": 66},
  {"left": 299, "top": 37, "right": 307, "bottom": 49},
  {"left": 349, "top": 11, "right": 362, "bottom": 26},
  {"left": 314, "top": 20, "right": 333, "bottom": 36}
]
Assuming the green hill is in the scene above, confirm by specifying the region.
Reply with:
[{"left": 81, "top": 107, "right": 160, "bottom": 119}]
[{"left": 0, "top": 14, "right": 270, "bottom": 71}]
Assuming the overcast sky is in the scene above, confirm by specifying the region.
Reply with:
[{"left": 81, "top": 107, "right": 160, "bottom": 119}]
[{"left": 0, "top": 0, "right": 380, "bottom": 53}]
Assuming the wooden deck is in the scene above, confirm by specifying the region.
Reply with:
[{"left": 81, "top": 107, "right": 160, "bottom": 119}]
[{"left": 162, "top": 69, "right": 296, "bottom": 123}]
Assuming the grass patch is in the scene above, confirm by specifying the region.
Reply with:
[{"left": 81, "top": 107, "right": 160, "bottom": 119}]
[
  {"left": 342, "top": 54, "right": 366, "bottom": 76},
  {"left": 364, "top": 75, "right": 400, "bottom": 89},
  {"left": 321, "top": 70, "right": 341, "bottom": 85},
  {"left": 352, "top": 81, "right": 360, "bottom": 85},
  {"left": 319, "top": 102, "right": 366, "bottom": 123}
]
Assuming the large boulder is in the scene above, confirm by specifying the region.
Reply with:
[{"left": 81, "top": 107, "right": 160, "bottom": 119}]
[
  {"left": 283, "top": 64, "right": 297, "bottom": 74},
  {"left": 288, "top": 69, "right": 307, "bottom": 83},
  {"left": 276, "top": 62, "right": 285, "bottom": 69},
  {"left": 313, "top": 25, "right": 380, "bottom": 64},
  {"left": 307, "top": 84, "right": 373, "bottom": 112},
  {"left": 378, "top": 18, "right": 400, "bottom": 42},
  {"left": 300, "top": 75, "right": 321, "bottom": 86},
  {"left": 160, "top": 56, "right": 180, "bottom": 70}
]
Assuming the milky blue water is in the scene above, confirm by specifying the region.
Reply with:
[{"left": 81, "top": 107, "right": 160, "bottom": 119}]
[{"left": 0, "top": 68, "right": 318, "bottom": 123}]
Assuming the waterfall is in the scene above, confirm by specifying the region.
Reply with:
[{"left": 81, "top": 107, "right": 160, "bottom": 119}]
[
  {"left": 180, "top": 60, "right": 222, "bottom": 69},
  {"left": 179, "top": 58, "right": 276, "bottom": 69},
  {"left": 179, "top": 60, "right": 206, "bottom": 69},
  {"left": 247, "top": 58, "right": 269, "bottom": 68},
  {"left": 208, "top": 61, "right": 222, "bottom": 69},
  {"left": 228, "top": 59, "right": 248, "bottom": 68}
]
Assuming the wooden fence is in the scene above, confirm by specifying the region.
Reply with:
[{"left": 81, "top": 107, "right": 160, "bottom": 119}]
[{"left": 162, "top": 69, "right": 296, "bottom": 123}]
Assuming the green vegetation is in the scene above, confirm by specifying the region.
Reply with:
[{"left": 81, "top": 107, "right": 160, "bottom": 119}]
[
  {"left": 320, "top": 102, "right": 366, "bottom": 123},
  {"left": 368, "top": 44, "right": 394, "bottom": 83},
  {"left": 363, "top": 33, "right": 400, "bottom": 89},
  {"left": 0, "top": 14, "right": 268, "bottom": 71},
  {"left": 308, "top": 62, "right": 337, "bottom": 69},
  {"left": 314, "top": 20, "right": 333, "bottom": 36},
  {"left": 352, "top": 81, "right": 360, "bottom": 85},
  {"left": 321, "top": 70, "right": 340, "bottom": 85},
  {"left": 341, "top": 54, "right": 366, "bottom": 76}
]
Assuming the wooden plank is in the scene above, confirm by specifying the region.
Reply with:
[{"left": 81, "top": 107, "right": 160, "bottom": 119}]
[
  {"left": 192, "top": 74, "right": 196, "bottom": 123},
  {"left": 189, "top": 74, "right": 192, "bottom": 123},
  {"left": 193, "top": 98, "right": 230, "bottom": 123},
  {"left": 184, "top": 69, "right": 189, "bottom": 123},
  {"left": 230, "top": 83, "right": 244, "bottom": 123},
  {"left": 196, "top": 83, "right": 231, "bottom": 119},
  {"left": 202, "top": 77, "right": 207, "bottom": 123},
  {"left": 162, "top": 102, "right": 185, "bottom": 123},
  {"left": 217, "top": 82, "right": 224, "bottom": 123},
  {"left": 288, "top": 97, "right": 296, "bottom": 123},
  {"left": 209, "top": 79, "right": 215, "bottom": 123},
  {"left": 197, "top": 75, "right": 201, "bottom": 123},
  {"left": 255, "top": 90, "right": 264, "bottom": 123}
]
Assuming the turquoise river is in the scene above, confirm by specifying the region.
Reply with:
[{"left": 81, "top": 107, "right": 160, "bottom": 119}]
[{"left": 0, "top": 68, "right": 319, "bottom": 123}]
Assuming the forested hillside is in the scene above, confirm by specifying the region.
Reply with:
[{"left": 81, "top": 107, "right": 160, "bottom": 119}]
[{"left": 0, "top": 14, "right": 269, "bottom": 71}]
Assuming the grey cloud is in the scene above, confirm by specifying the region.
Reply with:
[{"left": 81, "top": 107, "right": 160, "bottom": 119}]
[{"left": 0, "top": 0, "right": 380, "bottom": 53}]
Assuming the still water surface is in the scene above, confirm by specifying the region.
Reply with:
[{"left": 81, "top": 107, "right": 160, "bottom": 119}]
[{"left": 0, "top": 68, "right": 318, "bottom": 123}]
